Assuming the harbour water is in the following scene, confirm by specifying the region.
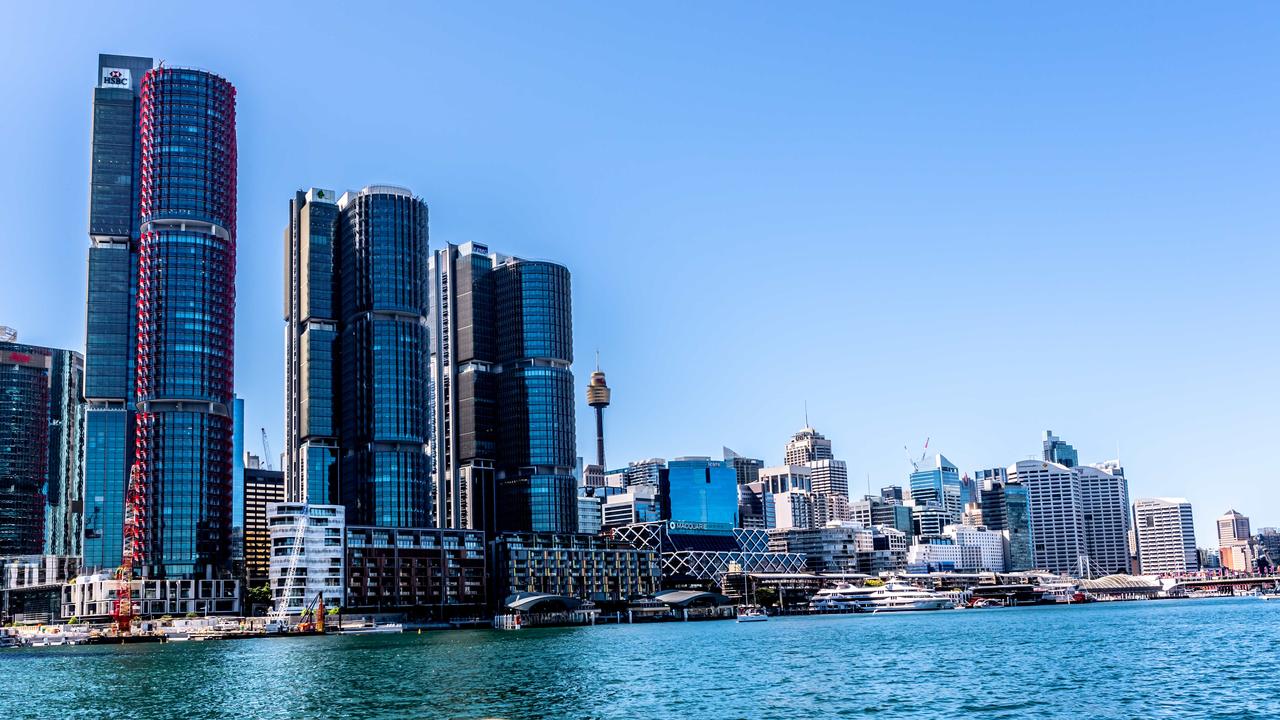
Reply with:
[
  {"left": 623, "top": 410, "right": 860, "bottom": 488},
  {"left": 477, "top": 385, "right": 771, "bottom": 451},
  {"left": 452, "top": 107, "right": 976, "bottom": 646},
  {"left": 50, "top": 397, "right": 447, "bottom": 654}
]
[{"left": 3, "top": 597, "right": 1278, "bottom": 719}]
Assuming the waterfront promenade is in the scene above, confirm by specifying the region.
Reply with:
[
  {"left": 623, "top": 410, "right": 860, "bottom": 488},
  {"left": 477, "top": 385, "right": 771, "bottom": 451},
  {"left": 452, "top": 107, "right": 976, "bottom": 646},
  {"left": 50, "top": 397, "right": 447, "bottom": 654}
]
[{"left": 2, "top": 597, "right": 1276, "bottom": 719}]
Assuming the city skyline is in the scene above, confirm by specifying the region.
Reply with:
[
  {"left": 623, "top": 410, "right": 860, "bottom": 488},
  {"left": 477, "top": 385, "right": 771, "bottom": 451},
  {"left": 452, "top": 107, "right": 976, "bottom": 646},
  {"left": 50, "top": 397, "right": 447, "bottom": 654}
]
[{"left": 2, "top": 4, "right": 1277, "bottom": 546}]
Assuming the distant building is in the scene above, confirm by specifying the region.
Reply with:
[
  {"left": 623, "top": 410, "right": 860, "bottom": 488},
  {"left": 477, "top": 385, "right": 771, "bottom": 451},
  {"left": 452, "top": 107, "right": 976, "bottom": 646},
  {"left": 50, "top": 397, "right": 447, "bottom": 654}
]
[
  {"left": 621, "top": 458, "right": 666, "bottom": 488},
  {"left": 345, "top": 526, "right": 486, "bottom": 619},
  {"left": 1197, "top": 547, "right": 1222, "bottom": 570},
  {"left": 943, "top": 524, "right": 1006, "bottom": 572},
  {"left": 760, "top": 465, "right": 811, "bottom": 494},
  {"left": 737, "top": 481, "right": 775, "bottom": 530},
  {"left": 661, "top": 457, "right": 738, "bottom": 526},
  {"left": 602, "top": 485, "right": 662, "bottom": 529},
  {"left": 723, "top": 447, "right": 764, "bottom": 485},
  {"left": 243, "top": 459, "right": 285, "bottom": 586},
  {"left": 851, "top": 497, "right": 915, "bottom": 538},
  {"left": 808, "top": 459, "right": 849, "bottom": 498},
  {"left": 784, "top": 427, "right": 833, "bottom": 464},
  {"left": 773, "top": 490, "right": 817, "bottom": 530},
  {"left": 1133, "top": 498, "right": 1198, "bottom": 575},
  {"left": 906, "top": 541, "right": 982, "bottom": 573},
  {"left": 772, "top": 522, "right": 907, "bottom": 575},
  {"left": 64, "top": 572, "right": 241, "bottom": 621},
  {"left": 577, "top": 495, "right": 602, "bottom": 535},
  {"left": 490, "top": 532, "right": 660, "bottom": 605},
  {"left": 2, "top": 555, "right": 80, "bottom": 624},
  {"left": 612, "top": 521, "right": 807, "bottom": 586},
  {"left": 975, "top": 475, "right": 1034, "bottom": 571},
  {"left": 880, "top": 485, "right": 905, "bottom": 504},
  {"left": 267, "top": 503, "right": 346, "bottom": 615},
  {"left": 1042, "top": 430, "right": 1079, "bottom": 468},
  {"left": 908, "top": 454, "right": 962, "bottom": 521},
  {"left": 1256, "top": 528, "right": 1280, "bottom": 565},
  {"left": 1218, "top": 509, "right": 1251, "bottom": 547},
  {"left": 0, "top": 341, "right": 84, "bottom": 557}
]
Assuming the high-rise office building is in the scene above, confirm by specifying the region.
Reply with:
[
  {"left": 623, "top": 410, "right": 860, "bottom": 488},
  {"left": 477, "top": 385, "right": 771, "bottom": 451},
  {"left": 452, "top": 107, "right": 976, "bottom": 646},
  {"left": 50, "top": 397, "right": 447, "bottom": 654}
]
[
  {"left": 974, "top": 471, "right": 1034, "bottom": 571},
  {"left": 283, "top": 188, "right": 342, "bottom": 505},
  {"left": 1134, "top": 498, "right": 1198, "bottom": 575},
  {"left": 132, "top": 65, "right": 238, "bottom": 580},
  {"left": 1077, "top": 463, "right": 1131, "bottom": 576},
  {"left": 808, "top": 459, "right": 849, "bottom": 498},
  {"left": 909, "top": 454, "right": 962, "bottom": 520},
  {"left": 82, "top": 53, "right": 153, "bottom": 572},
  {"left": 242, "top": 455, "right": 285, "bottom": 586},
  {"left": 284, "top": 186, "right": 432, "bottom": 528},
  {"left": 1042, "top": 430, "right": 1079, "bottom": 468},
  {"left": 1008, "top": 459, "right": 1085, "bottom": 575},
  {"left": 0, "top": 341, "right": 84, "bottom": 556},
  {"left": 784, "top": 427, "right": 833, "bottom": 465},
  {"left": 660, "top": 457, "right": 737, "bottom": 527},
  {"left": 1217, "top": 509, "right": 1251, "bottom": 547},
  {"left": 430, "top": 242, "right": 577, "bottom": 534},
  {"left": 723, "top": 447, "right": 763, "bottom": 485}
]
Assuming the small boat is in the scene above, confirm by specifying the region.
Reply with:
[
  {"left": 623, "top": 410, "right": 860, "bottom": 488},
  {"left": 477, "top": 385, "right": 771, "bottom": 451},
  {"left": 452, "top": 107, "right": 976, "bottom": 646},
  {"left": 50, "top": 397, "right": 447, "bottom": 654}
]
[
  {"left": 736, "top": 606, "right": 768, "bottom": 623},
  {"left": 336, "top": 623, "right": 404, "bottom": 634}
]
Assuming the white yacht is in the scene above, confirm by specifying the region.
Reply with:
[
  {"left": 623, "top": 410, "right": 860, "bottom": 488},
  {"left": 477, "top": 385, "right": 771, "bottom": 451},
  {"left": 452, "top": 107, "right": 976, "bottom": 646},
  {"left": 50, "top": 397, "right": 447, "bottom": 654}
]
[
  {"left": 809, "top": 583, "right": 877, "bottom": 612},
  {"left": 855, "top": 582, "right": 952, "bottom": 613}
]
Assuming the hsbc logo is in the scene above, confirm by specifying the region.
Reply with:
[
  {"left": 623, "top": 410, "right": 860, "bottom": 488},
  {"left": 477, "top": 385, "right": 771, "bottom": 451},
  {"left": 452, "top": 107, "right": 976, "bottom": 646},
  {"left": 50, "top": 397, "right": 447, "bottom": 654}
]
[{"left": 101, "top": 67, "right": 131, "bottom": 89}]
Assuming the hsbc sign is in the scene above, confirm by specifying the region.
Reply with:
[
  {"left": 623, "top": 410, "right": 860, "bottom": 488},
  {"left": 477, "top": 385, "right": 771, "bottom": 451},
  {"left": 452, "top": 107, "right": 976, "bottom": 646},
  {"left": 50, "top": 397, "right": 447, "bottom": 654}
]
[{"left": 101, "top": 67, "right": 131, "bottom": 89}]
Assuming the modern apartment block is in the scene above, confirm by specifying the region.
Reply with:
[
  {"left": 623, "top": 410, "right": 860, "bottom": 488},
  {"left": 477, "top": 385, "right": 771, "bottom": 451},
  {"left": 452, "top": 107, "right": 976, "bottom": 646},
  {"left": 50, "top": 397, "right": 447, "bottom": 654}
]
[
  {"left": 0, "top": 341, "right": 84, "bottom": 556},
  {"left": 1133, "top": 498, "right": 1199, "bottom": 575},
  {"left": 82, "top": 53, "right": 153, "bottom": 572},
  {"left": 266, "top": 503, "right": 345, "bottom": 615},
  {"left": 489, "top": 532, "right": 660, "bottom": 605},
  {"left": 345, "top": 526, "right": 486, "bottom": 619},
  {"left": 430, "top": 241, "right": 578, "bottom": 534},
  {"left": 283, "top": 186, "right": 432, "bottom": 526}
]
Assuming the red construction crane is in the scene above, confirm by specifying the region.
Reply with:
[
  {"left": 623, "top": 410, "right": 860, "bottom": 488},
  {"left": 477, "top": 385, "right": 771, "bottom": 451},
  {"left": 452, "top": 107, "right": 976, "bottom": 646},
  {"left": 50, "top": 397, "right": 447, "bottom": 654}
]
[{"left": 112, "top": 463, "right": 148, "bottom": 634}]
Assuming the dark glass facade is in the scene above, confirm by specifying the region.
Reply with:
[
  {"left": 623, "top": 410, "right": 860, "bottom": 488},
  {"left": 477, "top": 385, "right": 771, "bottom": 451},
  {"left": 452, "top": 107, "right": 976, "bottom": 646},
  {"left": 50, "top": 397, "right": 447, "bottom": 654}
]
[
  {"left": 0, "top": 343, "right": 85, "bottom": 557},
  {"left": 330, "top": 188, "right": 431, "bottom": 527},
  {"left": 284, "top": 189, "right": 341, "bottom": 504},
  {"left": 83, "top": 53, "right": 152, "bottom": 572},
  {"left": 494, "top": 260, "right": 577, "bottom": 534},
  {"left": 660, "top": 458, "right": 738, "bottom": 527},
  {"left": 431, "top": 245, "right": 579, "bottom": 535},
  {"left": 134, "top": 67, "right": 237, "bottom": 579}
]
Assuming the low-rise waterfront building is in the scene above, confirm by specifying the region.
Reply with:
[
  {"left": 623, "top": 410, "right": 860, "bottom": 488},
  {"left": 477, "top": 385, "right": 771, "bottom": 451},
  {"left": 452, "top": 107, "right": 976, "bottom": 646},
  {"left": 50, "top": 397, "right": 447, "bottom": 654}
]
[
  {"left": 63, "top": 573, "right": 241, "bottom": 620},
  {"left": 2, "top": 555, "right": 79, "bottom": 624},
  {"left": 769, "top": 522, "right": 908, "bottom": 575},
  {"left": 612, "top": 521, "right": 806, "bottom": 587},
  {"left": 490, "top": 532, "right": 660, "bottom": 606},
  {"left": 346, "top": 526, "right": 486, "bottom": 619},
  {"left": 906, "top": 541, "right": 982, "bottom": 573}
]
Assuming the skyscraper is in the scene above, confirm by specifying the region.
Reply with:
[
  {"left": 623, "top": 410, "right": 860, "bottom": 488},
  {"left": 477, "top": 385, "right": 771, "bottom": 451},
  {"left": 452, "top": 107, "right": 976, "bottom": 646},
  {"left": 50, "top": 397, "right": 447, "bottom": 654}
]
[
  {"left": 283, "top": 186, "right": 431, "bottom": 527},
  {"left": 430, "top": 242, "right": 578, "bottom": 534},
  {"left": 1008, "top": 459, "right": 1085, "bottom": 575},
  {"left": 283, "top": 188, "right": 342, "bottom": 505},
  {"left": 908, "top": 454, "right": 962, "bottom": 519},
  {"left": 82, "top": 53, "right": 153, "bottom": 572},
  {"left": 1077, "top": 463, "right": 1131, "bottom": 576},
  {"left": 1134, "top": 498, "right": 1198, "bottom": 575},
  {"left": 784, "top": 427, "right": 833, "bottom": 465},
  {"left": 975, "top": 471, "right": 1034, "bottom": 571},
  {"left": 1042, "top": 430, "right": 1079, "bottom": 468},
  {"left": 723, "top": 447, "right": 763, "bottom": 485},
  {"left": 0, "top": 341, "right": 84, "bottom": 556},
  {"left": 132, "top": 65, "right": 238, "bottom": 579}
]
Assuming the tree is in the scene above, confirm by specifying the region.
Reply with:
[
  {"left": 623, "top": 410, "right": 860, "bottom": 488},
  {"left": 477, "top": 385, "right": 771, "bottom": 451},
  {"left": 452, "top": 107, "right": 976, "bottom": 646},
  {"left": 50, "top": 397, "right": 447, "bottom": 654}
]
[{"left": 754, "top": 588, "right": 779, "bottom": 608}]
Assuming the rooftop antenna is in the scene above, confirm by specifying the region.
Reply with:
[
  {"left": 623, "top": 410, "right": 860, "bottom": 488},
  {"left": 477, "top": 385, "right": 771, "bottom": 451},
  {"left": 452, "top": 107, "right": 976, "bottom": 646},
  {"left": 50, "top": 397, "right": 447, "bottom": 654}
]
[
  {"left": 595, "top": 348, "right": 600, "bottom": 372},
  {"left": 804, "top": 400, "right": 809, "bottom": 429}
]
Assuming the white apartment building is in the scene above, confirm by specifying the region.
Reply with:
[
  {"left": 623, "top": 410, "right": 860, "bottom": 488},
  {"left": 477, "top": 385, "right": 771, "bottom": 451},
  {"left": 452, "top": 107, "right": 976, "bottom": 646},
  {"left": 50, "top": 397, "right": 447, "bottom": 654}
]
[
  {"left": 1077, "top": 464, "right": 1132, "bottom": 576},
  {"left": 1008, "top": 460, "right": 1086, "bottom": 575},
  {"left": 944, "top": 524, "right": 1007, "bottom": 572},
  {"left": 760, "top": 465, "right": 812, "bottom": 495},
  {"left": 267, "top": 503, "right": 346, "bottom": 615}
]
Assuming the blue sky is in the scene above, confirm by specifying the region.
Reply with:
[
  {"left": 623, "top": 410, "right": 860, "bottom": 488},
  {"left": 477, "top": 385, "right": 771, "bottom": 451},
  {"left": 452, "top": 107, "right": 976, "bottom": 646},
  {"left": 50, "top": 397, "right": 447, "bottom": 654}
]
[{"left": 2, "top": 3, "right": 1276, "bottom": 545}]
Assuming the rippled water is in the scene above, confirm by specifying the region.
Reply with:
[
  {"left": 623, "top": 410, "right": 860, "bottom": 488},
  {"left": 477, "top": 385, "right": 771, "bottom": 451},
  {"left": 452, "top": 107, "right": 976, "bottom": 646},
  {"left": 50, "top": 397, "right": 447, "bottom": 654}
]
[{"left": 3, "top": 597, "right": 1279, "bottom": 719}]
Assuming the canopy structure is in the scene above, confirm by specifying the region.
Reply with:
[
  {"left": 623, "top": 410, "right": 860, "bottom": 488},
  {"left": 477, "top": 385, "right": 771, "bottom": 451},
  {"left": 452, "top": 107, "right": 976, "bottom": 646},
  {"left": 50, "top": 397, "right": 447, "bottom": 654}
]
[
  {"left": 503, "top": 593, "right": 584, "bottom": 614},
  {"left": 1079, "top": 574, "right": 1161, "bottom": 595},
  {"left": 651, "top": 589, "right": 733, "bottom": 609}
]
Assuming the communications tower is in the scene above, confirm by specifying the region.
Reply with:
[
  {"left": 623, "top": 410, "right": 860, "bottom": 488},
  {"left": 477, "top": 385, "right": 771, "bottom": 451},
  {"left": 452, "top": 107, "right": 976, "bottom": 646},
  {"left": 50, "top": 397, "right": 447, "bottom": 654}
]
[{"left": 585, "top": 354, "right": 611, "bottom": 468}]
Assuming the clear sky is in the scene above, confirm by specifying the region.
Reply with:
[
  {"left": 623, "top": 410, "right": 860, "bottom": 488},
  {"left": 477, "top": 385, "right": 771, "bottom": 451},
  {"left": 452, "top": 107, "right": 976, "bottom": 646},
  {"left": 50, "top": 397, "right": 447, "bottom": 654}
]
[{"left": 2, "top": 3, "right": 1276, "bottom": 546}]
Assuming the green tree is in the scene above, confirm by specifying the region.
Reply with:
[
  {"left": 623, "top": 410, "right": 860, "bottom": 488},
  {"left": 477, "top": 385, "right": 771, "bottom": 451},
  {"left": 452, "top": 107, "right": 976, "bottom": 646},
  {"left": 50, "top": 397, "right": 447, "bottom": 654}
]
[
  {"left": 247, "top": 584, "right": 273, "bottom": 606},
  {"left": 754, "top": 588, "right": 779, "bottom": 608}
]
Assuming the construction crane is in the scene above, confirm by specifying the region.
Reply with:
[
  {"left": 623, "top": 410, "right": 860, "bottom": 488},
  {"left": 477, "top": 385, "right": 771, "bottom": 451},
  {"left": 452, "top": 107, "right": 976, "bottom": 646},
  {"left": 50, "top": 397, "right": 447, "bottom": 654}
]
[
  {"left": 295, "top": 592, "right": 327, "bottom": 633},
  {"left": 261, "top": 428, "right": 274, "bottom": 471},
  {"left": 903, "top": 437, "right": 930, "bottom": 472},
  {"left": 112, "top": 463, "right": 148, "bottom": 634}
]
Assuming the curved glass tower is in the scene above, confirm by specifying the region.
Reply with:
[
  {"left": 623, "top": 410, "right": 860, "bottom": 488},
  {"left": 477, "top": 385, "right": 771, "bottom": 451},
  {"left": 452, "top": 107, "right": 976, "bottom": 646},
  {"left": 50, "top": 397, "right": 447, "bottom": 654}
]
[
  {"left": 134, "top": 67, "right": 237, "bottom": 579},
  {"left": 494, "top": 259, "right": 577, "bottom": 533},
  {"left": 336, "top": 186, "right": 431, "bottom": 527}
]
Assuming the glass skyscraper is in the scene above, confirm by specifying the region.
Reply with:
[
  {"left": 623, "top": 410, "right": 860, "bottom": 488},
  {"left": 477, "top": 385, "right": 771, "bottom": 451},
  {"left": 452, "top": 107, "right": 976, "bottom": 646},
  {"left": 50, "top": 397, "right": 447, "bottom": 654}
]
[
  {"left": 133, "top": 66, "right": 238, "bottom": 579},
  {"left": 431, "top": 242, "right": 578, "bottom": 535},
  {"left": 0, "top": 342, "right": 84, "bottom": 556},
  {"left": 908, "top": 453, "right": 962, "bottom": 519},
  {"left": 83, "top": 53, "right": 152, "bottom": 571},
  {"left": 285, "top": 186, "right": 431, "bottom": 527},
  {"left": 661, "top": 457, "right": 738, "bottom": 527}
]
